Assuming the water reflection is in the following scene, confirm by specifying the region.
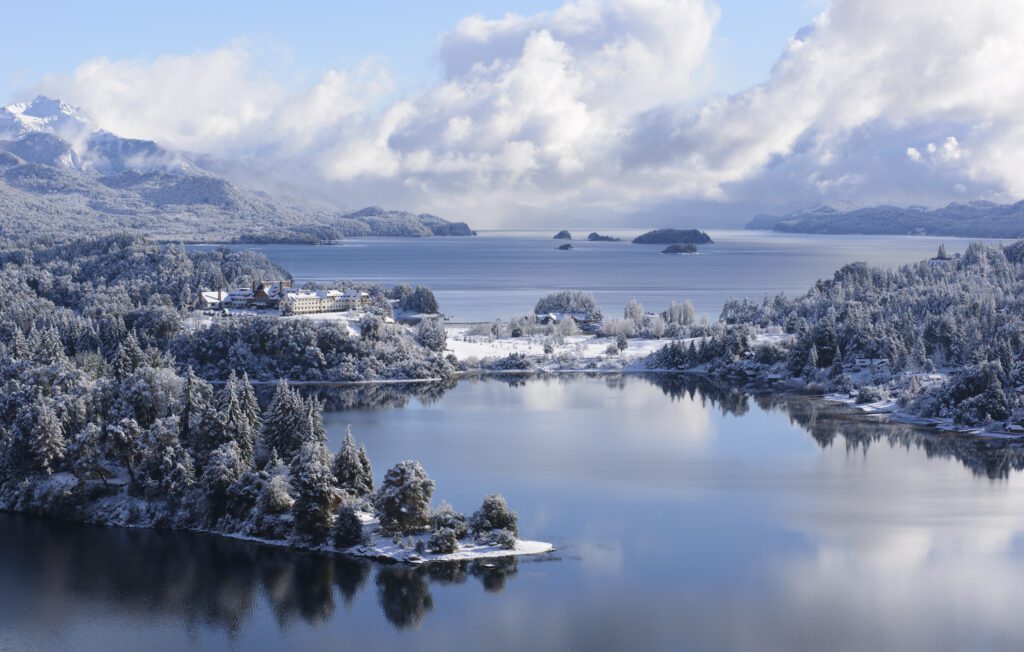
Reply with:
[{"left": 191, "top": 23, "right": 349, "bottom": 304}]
[
  {"left": 6, "top": 374, "right": 1024, "bottom": 648},
  {"left": 304, "top": 374, "right": 1024, "bottom": 480},
  {"left": 750, "top": 391, "right": 1024, "bottom": 479},
  {"left": 0, "top": 513, "right": 518, "bottom": 636}
]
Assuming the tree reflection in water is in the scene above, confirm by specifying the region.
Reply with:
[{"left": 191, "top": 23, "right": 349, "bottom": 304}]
[
  {"left": 302, "top": 372, "right": 1024, "bottom": 480},
  {"left": 7, "top": 373, "right": 1023, "bottom": 637},
  {"left": 0, "top": 512, "right": 518, "bottom": 635}
]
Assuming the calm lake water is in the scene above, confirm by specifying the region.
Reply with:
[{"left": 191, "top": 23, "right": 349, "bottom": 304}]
[
  {"left": 190, "top": 230, "right": 1007, "bottom": 321},
  {"left": 5, "top": 375, "right": 1024, "bottom": 651}
]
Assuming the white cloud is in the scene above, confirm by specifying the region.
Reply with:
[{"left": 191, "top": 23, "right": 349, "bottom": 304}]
[{"left": 25, "top": 0, "right": 1024, "bottom": 223}]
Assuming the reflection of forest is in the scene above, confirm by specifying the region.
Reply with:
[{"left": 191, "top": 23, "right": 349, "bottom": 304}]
[
  {"left": 264, "top": 379, "right": 458, "bottom": 412},
  {"left": 19, "top": 375, "right": 1020, "bottom": 636},
  {"left": 301, "top": 373, "right": 1024, "bottom": 481},
  {"left": 643, "top": 373, "right": 1024, "bottom": 480},
  {"left": 0, "top": 513, "right": 519, "bottom": 634}
]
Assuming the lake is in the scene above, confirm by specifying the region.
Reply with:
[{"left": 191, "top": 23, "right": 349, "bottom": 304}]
[
  {"left": 189, "top": 230, "right": 1007, "bottom": 321},
  {"left": 4, "top": 375, "right": 1024, "bottom": 651}
]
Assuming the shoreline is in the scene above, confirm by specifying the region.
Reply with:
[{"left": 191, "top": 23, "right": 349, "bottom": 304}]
[{"left": 220, "top": 362, "right": 1024, "bottom": 441}]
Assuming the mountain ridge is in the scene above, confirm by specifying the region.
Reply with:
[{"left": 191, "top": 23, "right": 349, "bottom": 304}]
[
  {"left": 0, "top": 96, "right": 474, "bottom": 242},
  {"left": 746, "top": 200, "right": 1024, "bottom": 238}
]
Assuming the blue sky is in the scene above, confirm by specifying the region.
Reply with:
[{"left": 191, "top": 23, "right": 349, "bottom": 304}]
[{"left": 1, "top": 0, "right": 821, "bottom": 104}]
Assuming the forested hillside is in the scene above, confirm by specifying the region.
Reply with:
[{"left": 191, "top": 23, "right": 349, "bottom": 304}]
[{"left": 649, "top": 242, "right": 1024, "bottom": 428}]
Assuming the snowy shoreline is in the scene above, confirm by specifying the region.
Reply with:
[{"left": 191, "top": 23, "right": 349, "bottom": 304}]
[
  {"left": 211, "top": 510, "right": 555, "bottom": 564},
  {"left": 0, "top": 485, "right": 555, "bottom": 566}
]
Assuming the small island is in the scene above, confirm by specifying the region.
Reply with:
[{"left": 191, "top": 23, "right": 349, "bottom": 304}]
[
  {"left": 553, "top": 230, "right": 572, "bottom": 240},
  {"left": 558, "top": 243, "right": 574, "bottom": 250},
  {"left": 587, "top": 232, "right": 622, "bottom": 242},
  {"left": 662, "top": 243, "right": 698, "bottom": 254},
  {"left": 633, "top": 228, "right": 713, "bottom": 245}
]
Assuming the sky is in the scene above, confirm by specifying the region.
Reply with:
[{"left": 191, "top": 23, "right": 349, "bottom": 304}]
[{"left": 3, "top": 0, "right": 1022, "bottom": 226}]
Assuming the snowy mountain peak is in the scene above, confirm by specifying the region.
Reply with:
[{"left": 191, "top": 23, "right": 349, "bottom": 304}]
[{"left": 0, "top": 96, "right": 92, "bottom": 140}]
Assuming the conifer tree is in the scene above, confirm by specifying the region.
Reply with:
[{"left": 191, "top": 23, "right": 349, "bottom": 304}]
[
  {"left": 30, "top": 399, "right": 66, "bottom": 475},
  {"left": 358, "top": 444, "right": 374, "bottom": 494},
  {"left": 237, "top": 372, "right": 262, "bottom": 435},
  {"left": 291, "top": 439, "right": 336, "bottom": 541},
  {"left": 178, "top": 367, "right": 208, "bottom": 454},
  {"left": 332, "top": 427, "right": 373, "bottom": 497},
  {"left": 218, "top": 373, "right": 255, "bottom": 465},
  {"left": 201, "top": 440, "right": 246, "bottom": 519},
  {"left": 32, "top": 328, "right": 66, "bottom": 365},
  {"left": 374, "top": 461, "right": 434, "bottom": 534},
  {"left": 259, "top": 380, "right": 305, "bottom": 463},
  {"left": 11, "top": 328, "right": 29, "bottom": 360}
]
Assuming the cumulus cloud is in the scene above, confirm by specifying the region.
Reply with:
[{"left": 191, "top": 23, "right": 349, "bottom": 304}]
[{"left": 27, "top": 0, "right": 1024, "bottom": 223}]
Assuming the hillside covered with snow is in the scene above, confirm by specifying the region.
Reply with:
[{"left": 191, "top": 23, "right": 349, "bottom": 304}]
[{"left": 0, "top": 97, "right": 474, "bottom": 242}]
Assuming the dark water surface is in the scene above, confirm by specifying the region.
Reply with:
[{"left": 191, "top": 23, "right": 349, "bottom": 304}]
[
  {"left": 4, "top": 376, "right": 1024, "bottom": 651},
  {"left": 190, "top": 230, "right": 1007, "bottom": 321}
]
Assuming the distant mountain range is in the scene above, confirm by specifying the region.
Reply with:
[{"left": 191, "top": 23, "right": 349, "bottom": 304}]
[
  {"left": 0, "top": 96, "right": 474, "bottom": 242},
  {"left": 746, "top": 200, "right": 1024, "bottom": 238}
]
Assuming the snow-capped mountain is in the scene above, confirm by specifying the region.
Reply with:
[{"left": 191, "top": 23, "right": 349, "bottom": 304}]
[
  {"left": 0, "top": 96, "right": 90, "bottom": 140},
  {"left": 0, "top": 96, "right": 194, "bottom": 175},
  {"left": 0, "top": 96, "right": 473, "bottom": 242}
]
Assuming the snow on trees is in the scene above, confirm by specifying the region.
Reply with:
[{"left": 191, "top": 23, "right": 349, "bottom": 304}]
[
  {"left": 333, "top": 427, "right": 373, "bottom": 497},
  {"left": 290, "top": 439, "right": 336, "bottom": 541},
  {"left": 415, "top": 318, "right": 447, "bottom": 352},
  {"left": 534, "top": 289, "right": 603, "bottom": 322},
  {"left": 332, "top": 500, "right": 364, "bottom": 548},
  {"left": 138, "top": 417, "right": 195, "bottom": 503},
  {"left": 201, "top": 440, "right": 247, "bottom": 519},
  {"left": 470, "top": 494, "right": 519, "bottom": 540},
  {"left": 258, "top": 380, "right": 306, "bottom": 464},
  {"left": 431, "top": 502, "right": 468, "bottom": 539},
  {"left": 29, "top": 398, "right": 66, "bottom": 475},
  {"left": 374, "top": 460, "right": 435, "bottom": 534}
]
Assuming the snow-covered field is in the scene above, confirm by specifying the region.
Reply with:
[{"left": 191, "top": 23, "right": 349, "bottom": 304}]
[
  {"left": 446, "top": 327, "right": 670, "bottom": 371},
  {"left": 446, "top": 327, "right": 791, "bottom": 374}
]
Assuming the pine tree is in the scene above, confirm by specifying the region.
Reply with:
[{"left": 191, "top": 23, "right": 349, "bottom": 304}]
[
  {"left": 332, "top": 427, "right": 373, "bottom": 497},
  {"left": 332, "top": 499, "right": 364, "bottom": 548},
  {"left": 112, "top": 331, "right": 145, "bottom": 380},
  {"left": 218, "top": 373, "right": 255, "bottom": 464},
  {"left": 237, "top": 372, "right": 262, "bottom": 435},
  {"left": 68, "top": 423, "right": 105, "bottom": 483},
  {"left": 32, "top": 328, "right": 66, "bottom": 365},
  {"left": 178, "top": 367, "right": 209, "bottom": 455},
  {"left": 30, "top": 399, "right": 66, "bottom": 475},
  {"left": 303, "top": 397, "right": 327, "bottom": 446},
  {"left": 374, "top": 461, "right": 434, "bottom": 534},
  {"left": 291, "top": 439, "right": 336, "bottom": 541},
  {"left": 803, "top": 344, "right": 819, "bottom": 380},
  {"left": 11, "top": 328, "right": 29, "bottom": 360},
  {"left": 201, "top": 441, "right": 246, "bottom": 520},
  {"left": 259, "top": 380, "right": 305, "bottom": 463},
  {"left": 140, "top": 417, "right": 195, "bottom": 502},
  {"left": 357, "top": 444, "right": 374, "bottom": 494},
  {"left": 109, "top": 418, "right": 143, "bottom": 485},
  {"left": 909, "top": 336, "right": 931, "bottom": 372}
]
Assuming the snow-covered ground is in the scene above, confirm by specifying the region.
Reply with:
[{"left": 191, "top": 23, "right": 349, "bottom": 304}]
[
  {"left": 446, "top": 327, "right": 670, "bottom": 371},
  {"left": 345, "top": 512, "right": 553, "bottom": 564},
  {"left": 446, "top": 327, "right": 790, "bottom": 373},
  {"left": 8, "top": 476, "right": 555, "bottom": 565}
]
